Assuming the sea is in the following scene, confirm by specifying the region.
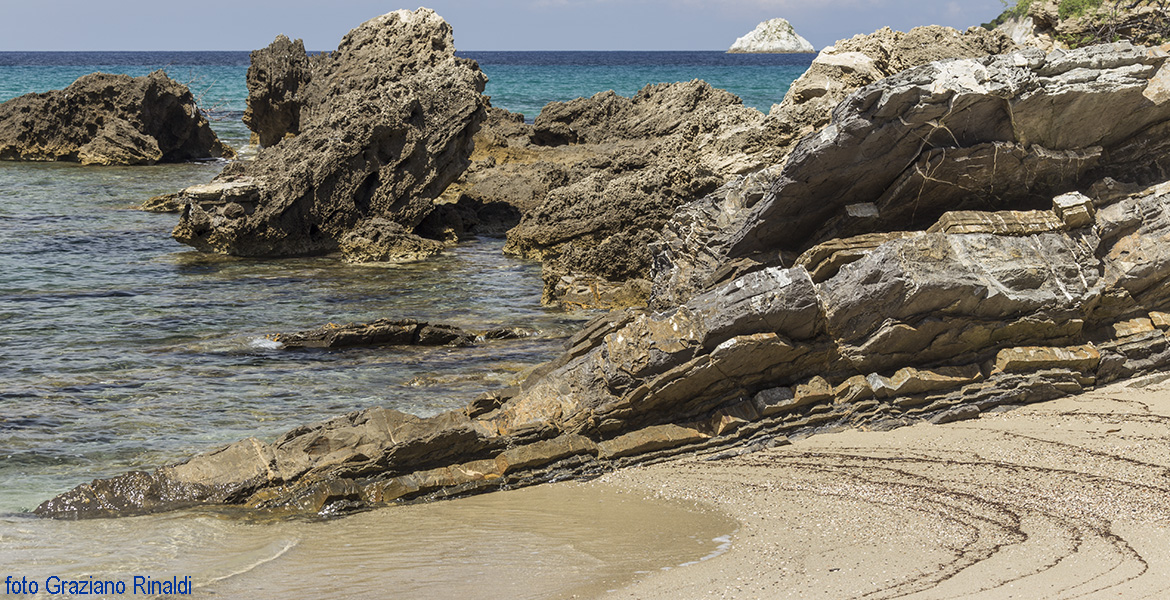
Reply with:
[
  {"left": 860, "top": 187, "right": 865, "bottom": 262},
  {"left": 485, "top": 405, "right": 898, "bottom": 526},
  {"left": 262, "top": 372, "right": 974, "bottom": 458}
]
[{"left": 0, "top": 50, "right": 809, "bottom": 598}]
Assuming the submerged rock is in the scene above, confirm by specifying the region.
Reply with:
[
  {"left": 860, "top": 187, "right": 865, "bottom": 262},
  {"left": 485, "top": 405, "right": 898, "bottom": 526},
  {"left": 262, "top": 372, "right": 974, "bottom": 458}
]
[
  {"left": 0, "top": 71, "right": 233, "bottom": 165},
  {"left": 728, "top": 18, "right": 816, "bottom": 54},
  {"left": 268, "top": 318, "right": 530, "bottom": 349},
  {"left": 171, "top": 8, "right": 488, "bottom": 261}
]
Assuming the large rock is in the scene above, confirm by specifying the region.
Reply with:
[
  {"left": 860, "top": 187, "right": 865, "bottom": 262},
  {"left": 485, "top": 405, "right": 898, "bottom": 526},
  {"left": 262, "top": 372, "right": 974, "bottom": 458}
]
[
  {"left": 485, "top": 27, "right": 1014, "bottom": 310},
  {"left": 171, "top": 9, "right": 488, "bottom": 260},
  {"left": 728, "top": 18, "right": 816, "bottom": 54},
  {"left": 0, "top": 71, "right": 233, "bottom": 165},
  {"left": 492, "top": 80, "right": 789, "bottom": 309},
  {"left": 771, "top": 26, "right": 1017, "bottom": 141},
  {"left": 241, "top": 34, "right": 313, "bottom": 148},
  {"left": 653, "top": 42, "right": 1170, "bottom": 306}
]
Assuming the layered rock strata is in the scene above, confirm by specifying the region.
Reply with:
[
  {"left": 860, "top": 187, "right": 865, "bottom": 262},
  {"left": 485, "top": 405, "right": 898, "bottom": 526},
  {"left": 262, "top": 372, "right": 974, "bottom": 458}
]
[
  {"left": 0, "top": 71, "right": 232, "bottom": 165},
  {"left": 170, "top": 9, "right": 488, "bottom": 261},
  {"left": 37, "top": 179, "right": 1170, "bottom": 519},
  {"left": 480, "top": 26, "right": 1012, "bottom": 310},
  {"left": 653, "top": 42, "right": 1170, "bottom": 307},
  {"left": 36, "top": 42, "right": 1170, "bottom": 520}
]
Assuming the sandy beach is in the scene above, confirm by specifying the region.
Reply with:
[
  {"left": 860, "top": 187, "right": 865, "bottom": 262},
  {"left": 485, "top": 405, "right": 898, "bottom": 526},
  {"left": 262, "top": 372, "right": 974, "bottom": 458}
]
[{"left": 594, "top": 373, "right": 1170, "bottom": 599}]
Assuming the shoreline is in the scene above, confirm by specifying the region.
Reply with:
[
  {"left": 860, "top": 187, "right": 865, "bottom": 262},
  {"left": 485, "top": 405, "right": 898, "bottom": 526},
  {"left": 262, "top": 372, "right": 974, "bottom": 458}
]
[{"left": 594, "top": 373, "right": 1170, "bottom": 599}]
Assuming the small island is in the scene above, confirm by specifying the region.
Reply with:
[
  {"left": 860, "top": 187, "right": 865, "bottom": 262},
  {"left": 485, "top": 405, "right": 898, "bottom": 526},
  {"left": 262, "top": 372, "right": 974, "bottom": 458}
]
[{"left": 728, "top": 18, "right": 816, "bottom": 53}]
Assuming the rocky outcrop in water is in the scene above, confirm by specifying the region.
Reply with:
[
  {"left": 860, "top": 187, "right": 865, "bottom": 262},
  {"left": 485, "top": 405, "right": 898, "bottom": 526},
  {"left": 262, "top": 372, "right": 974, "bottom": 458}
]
[
  {"left": 241, "top": 34, "right": 313, "bottom": 148},
  {"left": 728, "top": 18, "right": 816, "bottom": 53},
  {"left": 268, "top": 318, "right": 529, "bottom": 349},
  {"left": 0, "top": 71, "right": 233, "bottom": 165},
  {"left": 37, "top": 42, "right": 1170, "bottom": 520},
  {"left": 170, "top": 8, "right": 488, "bottom": 261}
]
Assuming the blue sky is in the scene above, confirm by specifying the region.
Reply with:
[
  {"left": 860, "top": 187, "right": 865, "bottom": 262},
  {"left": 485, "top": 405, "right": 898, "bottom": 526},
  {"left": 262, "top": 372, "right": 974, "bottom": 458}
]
[{"left": 2, "top": 1, "right": 1010, "bottom": 51}]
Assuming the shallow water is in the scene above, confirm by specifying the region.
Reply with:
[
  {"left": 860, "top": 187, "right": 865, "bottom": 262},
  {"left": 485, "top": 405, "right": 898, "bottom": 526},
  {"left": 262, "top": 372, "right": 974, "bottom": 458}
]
[
  {"left": 0, "top": 50, "right": 793, "bottom": 594},
  {"left": 0, "top": 159, "right": 590, "bottom": 513},
  {"left": 0, "top": 482, "right": 737, "bottom": 599}
]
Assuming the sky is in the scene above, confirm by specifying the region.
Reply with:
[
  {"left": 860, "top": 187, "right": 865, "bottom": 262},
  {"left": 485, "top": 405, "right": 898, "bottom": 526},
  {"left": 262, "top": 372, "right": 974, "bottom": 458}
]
[{"left": 0, "top": 0, "right": 1011, "bottom": 51}]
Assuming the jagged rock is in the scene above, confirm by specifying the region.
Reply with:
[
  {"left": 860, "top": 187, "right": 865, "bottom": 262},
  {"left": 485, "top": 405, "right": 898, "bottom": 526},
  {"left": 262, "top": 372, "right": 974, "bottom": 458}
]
[
  {"left": 497, "top": 80, "right": 786, "bottom": 309},
  {"left": 728, "top": 18, "right": 816, "bottom": 54},
  {"left": 771, "top": 26, "right": 1017, "bottom": 143},
  {"left": 171, "top": 8, "right": 488, "bottom": 259},
  {"left": 0, "top": 71, "right": 232, "bottom": 165},
  {"left": 242, "top": 34, "right": 312, "bottom": 147},
  {"left": 653, "top": 43, "right": 1170, "bottom": 307}
]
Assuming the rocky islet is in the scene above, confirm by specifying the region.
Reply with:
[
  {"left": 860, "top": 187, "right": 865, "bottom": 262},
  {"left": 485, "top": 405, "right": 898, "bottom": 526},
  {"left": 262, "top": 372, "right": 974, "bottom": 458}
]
[
  {"left": 0, "top": 70, "right": 233, "bottom": 165},
  {"left": 30, "top": 8, "right": 1170, "bottom": 519},
  {"left": 728, "top": 18, "right": 816, "bottom": 54}
]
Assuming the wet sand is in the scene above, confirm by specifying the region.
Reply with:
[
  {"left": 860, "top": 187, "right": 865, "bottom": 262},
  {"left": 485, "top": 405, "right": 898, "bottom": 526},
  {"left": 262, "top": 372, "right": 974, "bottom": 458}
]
[
  {"left": 0, "top": 480, "right": 734, "bottom": 600},
  {"left": 596, "top": 373, "right": 1170, "bottom": 599}
]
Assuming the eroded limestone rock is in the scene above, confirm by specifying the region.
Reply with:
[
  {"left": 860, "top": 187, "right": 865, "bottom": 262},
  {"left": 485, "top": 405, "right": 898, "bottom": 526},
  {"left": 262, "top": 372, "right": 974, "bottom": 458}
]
[
  {"left": 0, "top": 71, "right": 232, "bottom": 165},
  {"left": 171, "top": 9, "right": 488, "bottom": 261}
]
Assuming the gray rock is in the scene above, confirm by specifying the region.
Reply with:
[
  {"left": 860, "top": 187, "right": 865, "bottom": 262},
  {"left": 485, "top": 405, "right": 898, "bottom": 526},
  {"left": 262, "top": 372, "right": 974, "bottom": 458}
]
[{"left": 654, "top": 43, "right": 1170, "bottom": 306}]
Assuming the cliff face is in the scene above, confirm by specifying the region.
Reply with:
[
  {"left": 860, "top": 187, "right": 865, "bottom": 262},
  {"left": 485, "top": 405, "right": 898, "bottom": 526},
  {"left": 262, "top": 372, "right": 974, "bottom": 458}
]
[
  {"left": 170, "top": 8, "right": 488, "bottom": 261},
  {"left": 994, "top": 0, "right": 1170, "bottom": 49},
  {"left": 37, "top": 41, "right": 1170, "bottom": 520},
  {"left": 0, "top": 71, "right": 232, "bottom": 165},
  {"left": 728, "top": 18, "right": 816, "bottom": 53}
]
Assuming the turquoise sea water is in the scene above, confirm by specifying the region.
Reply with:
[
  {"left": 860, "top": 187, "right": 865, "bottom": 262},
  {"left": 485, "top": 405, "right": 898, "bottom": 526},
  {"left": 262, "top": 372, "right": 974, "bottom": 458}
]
[{"left": 0, "top": 50, "right": 804, "bottom": 597}]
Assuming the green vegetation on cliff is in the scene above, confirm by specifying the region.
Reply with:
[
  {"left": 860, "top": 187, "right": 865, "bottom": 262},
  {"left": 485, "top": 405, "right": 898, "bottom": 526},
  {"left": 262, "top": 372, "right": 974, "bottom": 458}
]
[{"left": 985, "top": 0, "right": 1170, "bottom": 48}]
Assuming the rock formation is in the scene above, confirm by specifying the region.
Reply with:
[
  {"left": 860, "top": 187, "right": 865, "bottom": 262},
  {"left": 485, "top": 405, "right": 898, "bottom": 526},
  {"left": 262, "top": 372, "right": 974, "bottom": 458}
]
[
  {"left": 170, "top": 8, "right": 488, "bottom": 261},
  {"left": 0, "top": 71, "right": 233, "bottom": 165},
  {"left": 426, "top": 80, "right": 787, "bottom": 309},
  {"left": 771, "top": 25, "right": 1016, "bottom": 140},
  {"left": 653, "top": 42, "right": 1170, "bottom": 306},
  {"left": 994, "top": 0, "right": 1170, "bottom": 50},
  {"left": 728, "top": 18, "right": 816, "bottom": 53},
  {"left": 268, "top": 318, "right": 528, "bottom": 349},
  {"left": 478, "top": 26, "right": 1013, "bottom": 310},
  {"left": 37, "top": 41, "right": 1170, "bottom": 520}
]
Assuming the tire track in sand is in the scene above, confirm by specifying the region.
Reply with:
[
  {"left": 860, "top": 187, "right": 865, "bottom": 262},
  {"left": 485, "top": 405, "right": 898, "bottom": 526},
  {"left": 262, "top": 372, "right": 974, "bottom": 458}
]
[{"left": 599, "top": 375, "right": 1170, "bottom": 599}]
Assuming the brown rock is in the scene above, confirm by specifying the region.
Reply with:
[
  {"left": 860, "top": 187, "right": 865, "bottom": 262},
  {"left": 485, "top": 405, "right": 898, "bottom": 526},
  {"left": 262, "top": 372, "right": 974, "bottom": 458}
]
[
  {"left": 992, "top": 345, "right": 1102, "bottom": 374},
  {"left": 172, "top": 8, "right": 488, "bottom": 259},
  {"left": 0, "top": 71, "right": 232, "bottom": 165}
]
